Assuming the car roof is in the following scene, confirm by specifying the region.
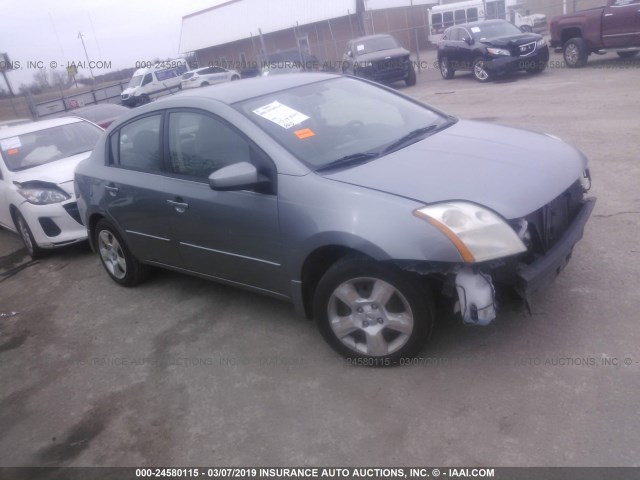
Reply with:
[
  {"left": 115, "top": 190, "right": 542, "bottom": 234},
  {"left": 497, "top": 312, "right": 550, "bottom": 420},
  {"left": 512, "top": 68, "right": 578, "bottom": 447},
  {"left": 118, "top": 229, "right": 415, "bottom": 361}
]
[
  {"left": 350, "top": 34, "right": 395, "bottom": 43},
  {"left": 0, "top": 116, "right": 84, "bottom": 139},
  {"left": 162, "top": 72, "right": 340, "bottom": 106},
  {"left": 446, "top": 19, "right": 508, "bottom": 30}
]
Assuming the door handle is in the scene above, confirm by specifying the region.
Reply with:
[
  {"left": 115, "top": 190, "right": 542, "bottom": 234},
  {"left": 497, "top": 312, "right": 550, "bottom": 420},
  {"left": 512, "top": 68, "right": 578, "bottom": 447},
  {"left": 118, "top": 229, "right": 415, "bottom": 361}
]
[
  {"left": 167, "top": 199, "right": 189, "bottom": 213},
  {"left": 104, "top": 184, "right": 119, "bottom": 195}
]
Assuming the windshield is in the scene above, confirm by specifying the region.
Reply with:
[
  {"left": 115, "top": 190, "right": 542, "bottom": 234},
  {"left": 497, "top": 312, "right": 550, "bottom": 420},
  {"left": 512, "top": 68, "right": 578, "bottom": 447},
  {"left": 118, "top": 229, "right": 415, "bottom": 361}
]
[
  {"left": 128, "top": 75, "right": 143, "bottom": 88},
  {"left": 470, "top": 21, "right": 523, "bottom": 40},
  {"left": 355, "top": 36, "right": 400, "bottom": 54},
  {"left": 0, "top": 121, "right": 102, "bottom": 171},
  {"left": 234, "top": 77, "right": 450, "bottom": 171}
]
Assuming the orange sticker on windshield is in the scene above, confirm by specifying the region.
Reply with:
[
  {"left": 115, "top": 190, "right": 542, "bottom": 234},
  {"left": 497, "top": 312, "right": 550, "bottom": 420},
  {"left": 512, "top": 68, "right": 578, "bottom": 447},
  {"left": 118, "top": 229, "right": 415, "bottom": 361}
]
[
  {"left": 294, "top": 128, "right": 315, "bottom": 139},
  {"left": 7, "top": 148, "right": 18, "bottom": 155}
]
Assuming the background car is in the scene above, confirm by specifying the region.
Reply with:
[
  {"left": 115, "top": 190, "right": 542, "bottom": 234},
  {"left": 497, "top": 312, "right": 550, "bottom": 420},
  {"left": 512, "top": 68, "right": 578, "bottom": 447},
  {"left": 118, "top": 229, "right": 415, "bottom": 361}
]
[
  {"left": 438, "top": 19, "right": 549, "bottom": 82},
  {"left": 342, "top": 34, "right": 416, "bottom": 86},
  {"left": 180, "top": 66, "right": 241, "bottom": 89},
  {"left": 56, "top": 103, "right": 129, "bottom": 129},
  {"left": 75, "top": 73, "right": 594, "bottom": 363},
  {"left": 0, "top": 117, "right": 103, "bottom": 257}
]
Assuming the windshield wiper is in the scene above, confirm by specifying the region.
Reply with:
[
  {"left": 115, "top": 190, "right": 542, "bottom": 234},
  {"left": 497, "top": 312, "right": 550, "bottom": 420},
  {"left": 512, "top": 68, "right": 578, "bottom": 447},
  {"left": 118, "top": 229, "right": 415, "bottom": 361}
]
[
  {"left": 316, "top": 152, "right": 380, "bottom": 172},
  {"left": 382, "top": 125, "right": 439, "bottom": 155}
]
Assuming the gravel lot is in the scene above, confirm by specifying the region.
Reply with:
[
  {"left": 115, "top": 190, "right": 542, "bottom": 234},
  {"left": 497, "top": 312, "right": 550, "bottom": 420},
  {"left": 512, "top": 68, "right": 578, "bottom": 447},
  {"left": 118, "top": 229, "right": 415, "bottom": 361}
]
[{"left": 1, "top": 49, "right": 639, "bottom": 467}]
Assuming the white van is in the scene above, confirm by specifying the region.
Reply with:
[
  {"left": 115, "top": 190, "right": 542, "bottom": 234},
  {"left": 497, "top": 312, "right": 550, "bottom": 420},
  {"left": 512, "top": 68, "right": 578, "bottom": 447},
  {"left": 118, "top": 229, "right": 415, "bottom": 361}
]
[
  {"left": 428, "top": 0, "right": 547, "bottom": 44},
  {"left": 121, "top": 59, "right": 188, "bottom": 107}
]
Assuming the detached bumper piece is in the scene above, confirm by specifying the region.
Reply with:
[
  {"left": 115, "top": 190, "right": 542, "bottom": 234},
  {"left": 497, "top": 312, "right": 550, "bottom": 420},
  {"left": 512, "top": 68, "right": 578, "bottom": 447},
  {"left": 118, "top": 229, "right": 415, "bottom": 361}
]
[{"left": 516, "top": 197, "right": 596, "bottom": 300}]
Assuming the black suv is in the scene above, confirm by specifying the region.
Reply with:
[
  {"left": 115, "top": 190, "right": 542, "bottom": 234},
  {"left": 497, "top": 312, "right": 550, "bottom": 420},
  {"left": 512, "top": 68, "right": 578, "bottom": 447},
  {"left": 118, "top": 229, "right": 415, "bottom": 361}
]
[
  {"left": 437, "top": 20, "right": 549, "bottom": 82},
  {"left": 342, "top": 34, "right": 416, "bottom": 86}
]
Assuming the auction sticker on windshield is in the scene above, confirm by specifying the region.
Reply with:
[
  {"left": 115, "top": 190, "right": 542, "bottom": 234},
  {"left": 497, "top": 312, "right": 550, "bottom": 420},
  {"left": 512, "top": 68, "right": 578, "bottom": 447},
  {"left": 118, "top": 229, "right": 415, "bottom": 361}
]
[
  {"left": 253, "top": 101, "right": 309, "bottom": 129},
  {"left": 0, "top": 137, "right": 21, "bottom": 151}
]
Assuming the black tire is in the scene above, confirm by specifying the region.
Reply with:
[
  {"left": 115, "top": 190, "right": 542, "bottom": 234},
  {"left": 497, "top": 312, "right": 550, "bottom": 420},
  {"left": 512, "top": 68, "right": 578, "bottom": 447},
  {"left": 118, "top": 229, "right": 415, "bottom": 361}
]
[
  {"left": 405, "top": 64, "right": 417, "bottom": 86},
  {"left": 563, "top": 37, "right": 589, "bottom": 68},
  {"left": 14, "top": 211, "right": 45, "bottom": 259},
  {"left": 200, "top": 82, "right": 209, "bottom": 87},
  {"left": 617, "top": 51, "right": 638, "bottom": 59},
  {"left": 94, "top": 219, "right": 148, "bottom": 287},
  {"left": 520, "top": 25, "right": 533, "bottom": 33},
  {"left": 473, "top": 57, "right": 492, "bottom": 82},
  {"left": 230, "top": 75, "right": 240, "bottom": 81},
  {"left": 439, "top": 56, "right": 455, "bottom": 79},
  {"left": 313, "top": 256, "right": 433, "bottom": 364},
  {"left": 138, "top": 95, "right": 150, "bottom": 106}
]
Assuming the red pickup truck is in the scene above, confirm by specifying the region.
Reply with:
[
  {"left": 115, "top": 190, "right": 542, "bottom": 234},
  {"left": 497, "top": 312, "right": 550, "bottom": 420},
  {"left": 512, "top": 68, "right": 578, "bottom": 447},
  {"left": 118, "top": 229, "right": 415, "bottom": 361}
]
[{"left": 550, "top": 0, "right": 640, "bottom": 67}]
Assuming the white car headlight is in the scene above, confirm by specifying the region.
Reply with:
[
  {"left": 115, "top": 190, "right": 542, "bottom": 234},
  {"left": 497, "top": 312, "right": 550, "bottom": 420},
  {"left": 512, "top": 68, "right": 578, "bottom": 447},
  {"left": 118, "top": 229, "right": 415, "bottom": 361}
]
[
  {"left": 414, "top": 202, "right": 527, "bottom": 263},
  {"left": 486, "top": 47, "right": 511, "bottom": 56},
  {"left": 17, "top": 186, "right": 70, "bottom": 205},
  {"left": 536, "top": 38, "right": 547, "bottom": 48}
]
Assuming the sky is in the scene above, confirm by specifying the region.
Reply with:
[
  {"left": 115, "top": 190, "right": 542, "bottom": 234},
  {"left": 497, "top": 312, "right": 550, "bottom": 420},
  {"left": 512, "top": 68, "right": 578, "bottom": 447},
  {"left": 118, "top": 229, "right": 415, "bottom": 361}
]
[{"left": 0, "top": 0, "right": 229, "bottom": 90}]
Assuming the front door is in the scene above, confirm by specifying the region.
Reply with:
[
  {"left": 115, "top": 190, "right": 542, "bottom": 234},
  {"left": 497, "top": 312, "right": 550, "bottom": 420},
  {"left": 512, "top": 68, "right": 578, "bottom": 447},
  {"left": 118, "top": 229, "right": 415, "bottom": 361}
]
[
  {"left": 603, "top": 0, "right": 640, "bottom": 47},
  {"left": 162, "top": 109, "right": 286, "bottom": 296}
]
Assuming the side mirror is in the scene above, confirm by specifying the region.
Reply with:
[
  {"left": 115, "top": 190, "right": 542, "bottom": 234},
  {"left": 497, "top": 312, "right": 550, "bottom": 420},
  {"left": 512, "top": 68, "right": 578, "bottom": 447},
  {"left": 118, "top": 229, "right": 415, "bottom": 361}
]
[{"left": 208, "top": 162, "right": 267, "bottom": 191}]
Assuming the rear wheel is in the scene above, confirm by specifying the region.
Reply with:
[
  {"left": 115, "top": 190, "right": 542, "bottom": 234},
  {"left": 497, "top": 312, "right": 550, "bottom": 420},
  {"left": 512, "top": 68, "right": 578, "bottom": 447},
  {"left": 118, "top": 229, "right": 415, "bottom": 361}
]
[
  {"left": 200, "top": 81, "right": 209, "bottom": 87},
  {"left": 439, "top": 56, "right": 455, "bottom": 79},
  {"left": 230, "top": 75, "right": 240, "bottom": 81},
  {"left": 313, "top": 256, "right": 433, "bottom": 364},
  {"left": 563, "top": 37, "right": 589, "bottom": 68},
  {"left": 95, "top": 219, "right": 148, "bottom": 286},
  {"left": 15, "top": 211, "right": 45, "bottom": 259},
  {"left": 617, "top": 51, "right": 638, "bottom": 59},
  {"left": 473, "top": 57, "right": 492, "bottom": 82}
]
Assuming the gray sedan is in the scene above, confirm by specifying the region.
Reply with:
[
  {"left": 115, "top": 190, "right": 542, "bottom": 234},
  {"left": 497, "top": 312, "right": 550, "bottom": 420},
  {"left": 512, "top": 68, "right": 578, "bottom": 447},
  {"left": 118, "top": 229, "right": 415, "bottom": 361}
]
[{"left": 75, "top": 73, "right": 595, "bottom": 363}]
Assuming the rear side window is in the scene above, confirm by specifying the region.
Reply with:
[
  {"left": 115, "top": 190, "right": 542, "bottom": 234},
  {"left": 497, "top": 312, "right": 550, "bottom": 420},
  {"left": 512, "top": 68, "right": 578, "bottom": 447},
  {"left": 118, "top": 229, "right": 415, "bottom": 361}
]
[
  {"left": 112, "top": 115, "right": 163, "bottom": 171},
  {"left": 467, "top": 8, "right": 479, "bottom": 22},
  {"left": 454, "top": 9, "right": 466, "bottom": 24}
]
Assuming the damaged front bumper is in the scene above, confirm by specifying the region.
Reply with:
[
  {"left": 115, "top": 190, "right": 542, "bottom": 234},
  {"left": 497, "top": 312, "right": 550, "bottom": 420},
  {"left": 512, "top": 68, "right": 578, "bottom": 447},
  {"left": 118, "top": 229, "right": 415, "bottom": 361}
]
[{"left": 515, "top": 197, "right": 596, "bottom": 299}]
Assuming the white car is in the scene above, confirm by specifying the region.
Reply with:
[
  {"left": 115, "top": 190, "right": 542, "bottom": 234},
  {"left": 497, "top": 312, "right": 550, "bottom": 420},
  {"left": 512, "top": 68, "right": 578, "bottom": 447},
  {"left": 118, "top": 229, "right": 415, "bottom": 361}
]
[
  {"left": 180, "top": 66, "right": 241, "bottom": 89},
  {"left": 0, "top": 117, "right": 103, "bottom": 258}
]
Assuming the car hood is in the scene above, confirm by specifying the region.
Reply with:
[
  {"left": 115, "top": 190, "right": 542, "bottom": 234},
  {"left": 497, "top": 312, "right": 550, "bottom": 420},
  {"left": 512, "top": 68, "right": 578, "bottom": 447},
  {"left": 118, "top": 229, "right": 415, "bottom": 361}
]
[
  {"left": 480, "top": 33, "right": 542, "bottom": 47},
  {"left": 356, "top": 47, "right": 410, "bottom": 61},
  {"left": 323, "top": 120, "right": 587, "bottom": 219},
  {"left": 10, "top": 151, "right": 92, "bottom": 195}
]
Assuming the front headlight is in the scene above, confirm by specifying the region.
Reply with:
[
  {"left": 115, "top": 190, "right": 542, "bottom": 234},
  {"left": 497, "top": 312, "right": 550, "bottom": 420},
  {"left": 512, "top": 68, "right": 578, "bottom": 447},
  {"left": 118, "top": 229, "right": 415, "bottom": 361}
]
[
  {"left": 414, "top": 202, "right": 527, "bottom": 263},
  {"left": 536, "top": 38, "right": 547, "bottom": 47},
  {"left": 17, "top": 186, "right": 70, "bottom": 205},
  {"left": 486, "top": 47, "right": 511, "bottom": 56}
]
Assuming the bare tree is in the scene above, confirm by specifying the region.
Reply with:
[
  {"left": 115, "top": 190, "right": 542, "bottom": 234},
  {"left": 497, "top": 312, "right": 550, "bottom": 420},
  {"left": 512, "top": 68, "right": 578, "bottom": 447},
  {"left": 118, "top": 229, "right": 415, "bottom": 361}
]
[
  {"left": 49, "top": 69, "right": 68, "bottom": 90},
  {"left": 33, "top": 69, "right": 50, "bottom": 89}
]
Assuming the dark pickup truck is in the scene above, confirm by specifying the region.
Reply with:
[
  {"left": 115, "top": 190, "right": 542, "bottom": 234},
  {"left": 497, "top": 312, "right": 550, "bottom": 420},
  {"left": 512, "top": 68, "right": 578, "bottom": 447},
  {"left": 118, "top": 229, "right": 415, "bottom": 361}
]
[{"left": 550, "top": 0, "right": 640, "bottom": 67}]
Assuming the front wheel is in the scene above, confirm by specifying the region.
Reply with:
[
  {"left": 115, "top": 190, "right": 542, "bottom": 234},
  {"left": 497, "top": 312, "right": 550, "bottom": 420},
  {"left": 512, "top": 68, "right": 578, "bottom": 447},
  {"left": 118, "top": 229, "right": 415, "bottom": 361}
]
[
  {"left": 405, "top": 64, "right": 416, "bottom": 86},
  {"left": 520, "top": 25, "right": 533, "bottom": 33},
  {"left": 617, "top": 51, "right": 638, "bottom": 59},
  {"left": 313, "top": 257, "right": 433, "bottom": 364},
  {"left": 95, "top": 219, "right": 148, "bottom": 286},
  {"left": 473, "top": 57, "right": 492, "bottom": 82},
  {"left": 563, "top": 37, "right": 589, "bottom": 68},
  {"left": 15, "top": 211, "right": 45, "bottom": 259}
]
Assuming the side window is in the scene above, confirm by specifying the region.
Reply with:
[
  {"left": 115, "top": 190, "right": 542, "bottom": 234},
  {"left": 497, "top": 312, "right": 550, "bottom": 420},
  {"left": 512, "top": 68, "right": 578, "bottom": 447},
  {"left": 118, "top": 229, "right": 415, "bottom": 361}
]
[
  {"left": 141, "top": 73, "right": 153, "bottom": 86},
  {"left": 454, "top": 9, "right": 466, "bottom": 24},
  {"left": 443, "top": 12, "right": 454, "bottom": 28},
  {"left": 432, "top": 13, "right": 443, "bottom": 30},
  {"left": 116, "top": 115, "right": 163, "bottom": 171},
  {"left": 211, "top": 67, "right": 225, "bottom": 73},
  {"left": 467, "top": 8, "right": 479, "bottom": 22},
  {"left": 449, "top": 28, "right": 461, "bottom": 41},
  {"left": 168, "top": 111, "right": 251, "bottom": 180}
]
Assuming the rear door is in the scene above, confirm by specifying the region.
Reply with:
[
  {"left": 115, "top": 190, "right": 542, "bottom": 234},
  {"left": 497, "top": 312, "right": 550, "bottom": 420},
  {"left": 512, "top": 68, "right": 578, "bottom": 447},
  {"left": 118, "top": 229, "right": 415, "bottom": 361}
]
[
  {"left": 602, "top": 0, "right": 640, "bottom": 47},
  {"left": 102, "top": 113, "right": 183, "bottom": 266}
]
